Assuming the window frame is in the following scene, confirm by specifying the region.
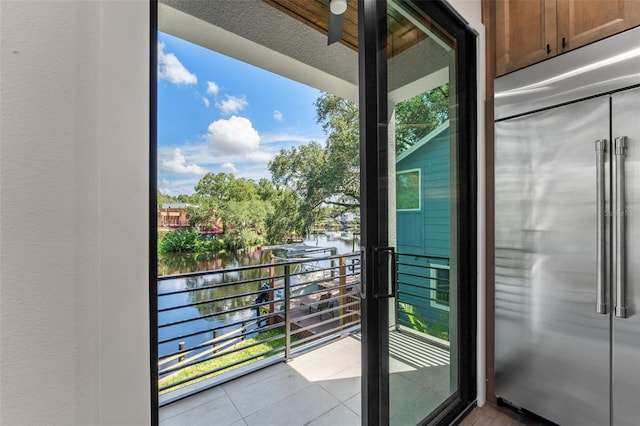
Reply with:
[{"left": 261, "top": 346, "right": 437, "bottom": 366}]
[{"left": 396, "top": 168, "right": 422, "bottom": 211}]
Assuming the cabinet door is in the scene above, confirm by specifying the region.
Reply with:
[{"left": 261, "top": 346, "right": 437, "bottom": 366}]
[
  {"left": 557, "top": 0, "right": 640, "bottom": 52},
  {"left": 495, "top": 0, "right": 557, "bottom": 76}
]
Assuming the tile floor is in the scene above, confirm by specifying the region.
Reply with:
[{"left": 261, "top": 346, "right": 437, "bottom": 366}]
[
  {"left": 160, "top": 332, "right": 531, "bottom": 426},
  {"left": 160, "top": 336, "right": 362, "bottom": 426}
]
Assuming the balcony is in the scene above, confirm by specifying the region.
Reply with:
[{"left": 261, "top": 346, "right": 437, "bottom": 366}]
[
  {"left": 158, "top": 251, "right": 362, "bottom": 396},
  {"left": 158, "top": 250, "right": 453, "bottom": 425},
  {"left": 159, "top": 335, "right": 362, "bottom": 425},
  {"left": 160, "top": 330, "right": 453, "bottom": 425}
]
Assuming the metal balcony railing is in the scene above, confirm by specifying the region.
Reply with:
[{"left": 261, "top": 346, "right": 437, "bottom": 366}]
[
  {"left": 396, "top": 253, "right": 450, "bottom": 342},
  {"left": 157, "top": 252, "right": 361, "bottom": 398}
]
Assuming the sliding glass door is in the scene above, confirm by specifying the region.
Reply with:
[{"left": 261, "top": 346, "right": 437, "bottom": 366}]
[{"left": 359, "top": 1, "right": 477, "bottom": 424}]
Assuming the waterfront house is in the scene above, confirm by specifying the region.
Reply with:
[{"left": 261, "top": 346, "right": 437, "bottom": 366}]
[{"left": 158, "top": 203, "right": 191, "bottom": 228}]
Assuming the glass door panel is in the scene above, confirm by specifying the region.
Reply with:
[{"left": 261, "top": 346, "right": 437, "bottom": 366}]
[
  {"left": 359, "top": 0, "right": 475, "bottom": 424},
  {"left": 386, "top": 2, "right": 458, "bottom": 424}
]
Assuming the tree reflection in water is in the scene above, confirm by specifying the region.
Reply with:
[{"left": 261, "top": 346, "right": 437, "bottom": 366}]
[{"left": 161, "top": 247, "right": 283, "bottom": 322}]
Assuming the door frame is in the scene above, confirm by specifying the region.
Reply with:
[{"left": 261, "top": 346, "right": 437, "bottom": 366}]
[{"left": 358, "top": 1, "right": 477, "bottom": 424}]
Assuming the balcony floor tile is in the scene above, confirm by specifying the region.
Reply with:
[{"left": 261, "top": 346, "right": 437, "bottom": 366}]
[
  {"left": 317, "top": 374, "right": 361, "bottom": 403},
  {"left": 307, "top": 403, "right": 360, "bottom": 426},
  {"left": 159, "top": 334, "right": 464, "bottom": 425},
  {"left": 159, "top": 385, "right": 227, "bottom": 422},
  {"left": 244, "top": 384, "right": 340, "bottom": 426},
  {"left": 343, "top": 393, "right": 361, "bottom": 417},
  {"left": 160, "top": 393, "right": 242, "bottom": 426},
  {"left": 223, "top": 366, "right": 312, "bottom": 417}
]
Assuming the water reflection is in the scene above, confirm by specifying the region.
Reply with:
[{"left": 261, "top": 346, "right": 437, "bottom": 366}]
[
  {"left": 157, "top": 247, "right": 269, "bottom": 276},
  {"left": 183, "top": 268, "right": 274, "bottom": 322},
  {"left": 157, "top": 234, "right": 358, "bottom": 276},
  {"left": 157, "top": 234, "right": 359, "bottom": 358}
]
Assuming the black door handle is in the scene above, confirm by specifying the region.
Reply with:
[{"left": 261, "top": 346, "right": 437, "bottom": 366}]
[{"left": 373, "top": 246, "right": 396, "bottom": 299}]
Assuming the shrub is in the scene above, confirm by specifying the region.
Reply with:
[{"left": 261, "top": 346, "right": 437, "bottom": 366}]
[
  {"left": 227, "top": 229, "right": 265, "bottom": 250},
  {"left": 158, "top": 229, "right": 199, "bottom": 253}
]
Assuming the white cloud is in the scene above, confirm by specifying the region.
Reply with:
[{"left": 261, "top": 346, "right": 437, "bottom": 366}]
[
  {"left": 202, "top": 97, "right": 210, "bottom": 107},
  {"left": 206, "top": 116, "right": 260, "bottom": 155},
  {"left": 157, "top": 42, "right": 197, "bottom": 85},
  {"left": 161, "top": 148, "right": 207, "bottom": 176},
  {"left": 273, "top": 110, "right": 284, "bottom": 121},
  {"left": 160, "top": 176, "right": 204, "bottom": 196},
  {"left": 158, "top": 187, "right": 173, "bottom": 195},
  {"left": 260, "top": 131, "right": 322, "bottom": 145},
  {"left": 245, "top": 151, "right": 274, "bottom": 163},
  {"left": 207, "top": 81, "right": 220, "bottom": 95},
  {"left": 221, "top": 162, "right": 239, "bottom": 174},
  {"left": 216, "top": 95, "right": 249, "bottom": 115}
]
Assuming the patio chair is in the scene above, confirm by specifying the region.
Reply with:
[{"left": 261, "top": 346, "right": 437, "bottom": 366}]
[{"left": 309, "top": 292, "right": 335, "bottom": 321}]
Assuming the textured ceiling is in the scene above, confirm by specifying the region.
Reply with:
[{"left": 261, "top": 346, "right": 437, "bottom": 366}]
[
  {"left": 160, "top": 0, "right": 358, "bottom": 99},
  {"left": 159, "top": 0, "right": 449, "bottom": 102}
]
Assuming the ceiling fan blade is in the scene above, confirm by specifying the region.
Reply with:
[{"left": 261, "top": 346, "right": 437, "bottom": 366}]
[{"left": 327, "top": 11, "right": 345, "bottom": 45}]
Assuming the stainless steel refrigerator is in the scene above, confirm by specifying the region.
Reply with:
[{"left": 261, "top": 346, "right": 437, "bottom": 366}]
[{"left": 494, "top": 26, "right": 640, "bottom": 426}]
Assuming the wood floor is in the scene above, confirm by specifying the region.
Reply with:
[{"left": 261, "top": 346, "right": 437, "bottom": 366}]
[{"left": 459, "top": 404, "right": 543, "bottom": 426}]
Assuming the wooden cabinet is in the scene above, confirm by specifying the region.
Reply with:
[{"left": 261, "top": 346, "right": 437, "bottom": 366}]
[
  {"left": 495, "top": 0, "right": 640, "bottom": 76},
  {"left": 495, "top": 0, "right": 557, "bottom": 76},
  {"left": 557, "top": 0, "right": 640, "bottom": 53}
]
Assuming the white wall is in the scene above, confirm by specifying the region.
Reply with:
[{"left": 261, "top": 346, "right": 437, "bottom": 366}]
[{"left": 0, "top": 1, "right": 150, "bottom": 424}]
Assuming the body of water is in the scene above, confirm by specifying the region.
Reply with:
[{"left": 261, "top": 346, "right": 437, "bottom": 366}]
[{"left": 157, "top": 233, "right": 359, "bottom": 360}]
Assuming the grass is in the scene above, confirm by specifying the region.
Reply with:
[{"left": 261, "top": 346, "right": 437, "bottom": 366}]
[{"left": 159, "top": 328, "right": 293, "bottom": 394}]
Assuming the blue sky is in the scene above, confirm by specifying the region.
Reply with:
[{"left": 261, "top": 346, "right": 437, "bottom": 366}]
[{"left": 157, "top": 31, "right": 325, "bottom": 196}]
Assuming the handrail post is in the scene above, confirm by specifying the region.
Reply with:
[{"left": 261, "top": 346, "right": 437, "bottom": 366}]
[
  {"left": 339, "top": 256, "right": 347, "bottom": 328},
  {"left": 284, "top": 264, "right": 291, "bottom": 360},
  {"left": 330, "top": 247, "right": 337, "bottom": 278},
  {"left": 269, "top": 255, "right": 275, "bottom": 325},
  {"left": 178, "top": 342, "right": 185, "bottom": 362}
]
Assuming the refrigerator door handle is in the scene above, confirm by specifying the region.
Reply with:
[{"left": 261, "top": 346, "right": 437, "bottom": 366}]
[
  {"left": 614, "top": 136, "right": 628, "bottom": 318},
  {"left": 595, "top": 139, "right": 608, "bottom": 314}
]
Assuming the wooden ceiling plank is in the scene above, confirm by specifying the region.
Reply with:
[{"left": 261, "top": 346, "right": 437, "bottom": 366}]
[{"left": 263, "top": 0, "right": 358, "bottom": 51}]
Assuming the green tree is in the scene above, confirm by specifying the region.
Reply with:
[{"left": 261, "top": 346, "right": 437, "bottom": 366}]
[
  {"left": 195, "top": 172, "right": 258, "bottom": 202},
  {"left": 269, "top": 86, "right": 449, "bottom": 216},
  {"left": 256, "top": 178, "right": 277, "bottom": 201},
  {"left": 394, "top": 84, "right": 449, "bottom": 155},
  {"left": 189, "top": 173, "right": 265, "bottom": 233},
  {"left": 186, "top": 197, "right": 218, "bottom": 228},
  {"left": 269, "top": 93, "right": 360, "bottom": 217},
  {"left": 229, "top": 178, "right": 258, "bottom": 201},
  {"left": 225, "top": 199, "right": 271, "bottom": 233},
  {"left": 157, "top": 190, "right": 176, "bottom": 208},
  {"left": 226, "top": 229, "right": 264, "bottom": 251},
  {"left": 314, "top": 93, "right": 360, "bottom": 209},
  {"left": 270, "top": 142, "right": 329, "bottom": 207},
  {"left": 176, "top": 193, "right": 196, "bottom": 203},
  {"left": 264, "top": 190, "right": 305, "bottom": 243},
  {"left": 194, "top": 172, "right": 235, "bottom": 201}
]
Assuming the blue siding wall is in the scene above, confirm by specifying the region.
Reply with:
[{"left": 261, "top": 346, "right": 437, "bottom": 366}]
[
  {"left": 395, "top": 125, "right": 451, "bottom": 339},
  {"left": 396, "top": 128, "right": 450, "bottom": 258}
]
